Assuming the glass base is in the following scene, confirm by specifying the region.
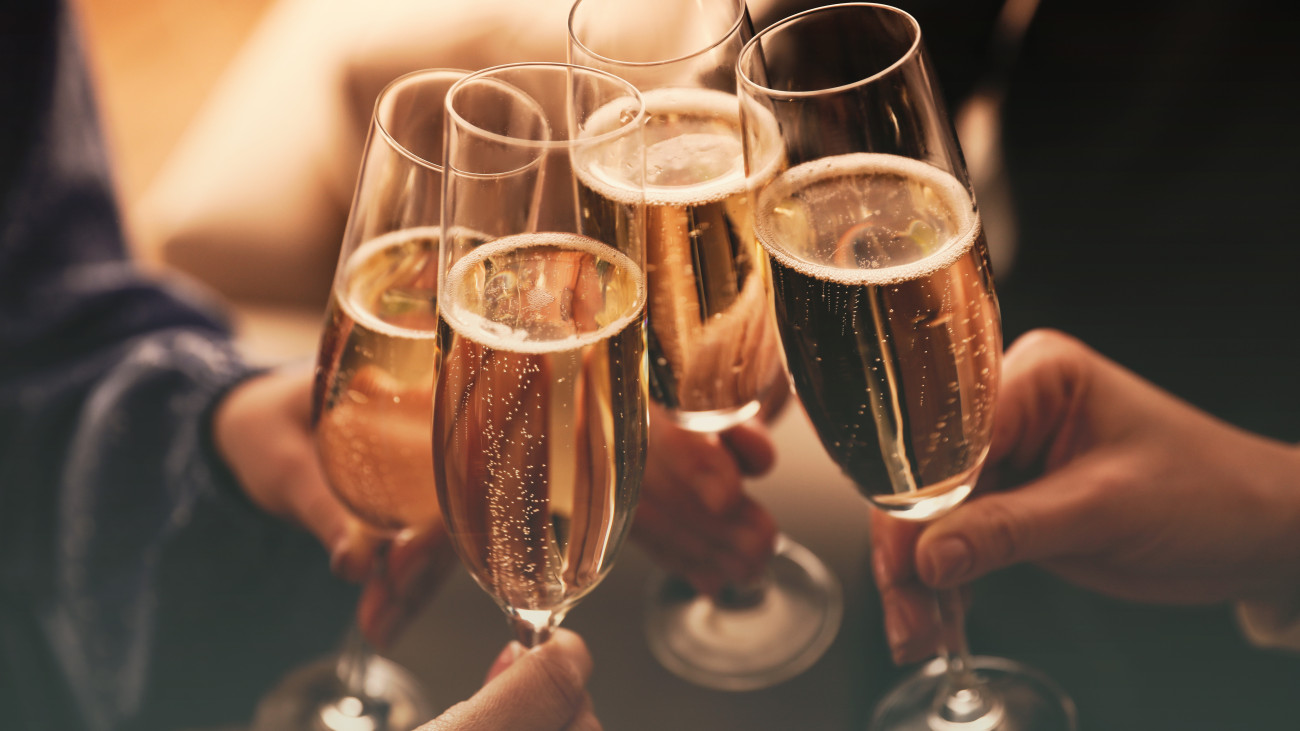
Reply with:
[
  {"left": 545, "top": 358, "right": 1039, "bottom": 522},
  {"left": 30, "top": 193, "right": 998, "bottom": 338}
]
[
  {"left": 869, "top": 656, "right": 1077, "bottom": 731},
  {"left": 645, "top": 535, "right": 842, "bottom": 691},
  {"left": 250, "top": 653, "right": 435, "bottom": 731}
]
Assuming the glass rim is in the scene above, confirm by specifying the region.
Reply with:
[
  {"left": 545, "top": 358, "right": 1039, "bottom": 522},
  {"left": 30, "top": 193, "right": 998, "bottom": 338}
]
[
  {"left": 567, "top": 0, "right": 749, "bottom": 69},
  {"left": 446, "top": 61, "right": 646, "bottom": 151},
  {"left": 737, "top": 2, "right": 922, "bottom": 99},
  {"left": 372, "top": 67, "right": 471, "bottom": 173}
]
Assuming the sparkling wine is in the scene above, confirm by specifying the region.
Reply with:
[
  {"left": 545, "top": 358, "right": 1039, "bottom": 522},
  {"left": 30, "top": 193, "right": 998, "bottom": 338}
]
[
  {"left": 756, "top": 153, "right": 1001, "bottom": 520},
  {"left": 312, "top": 227, "right": 442, "bottom": 533},
  {"left": 434, "top": 232, "right": 647, "bottom": 618},
  {"left": 579, "top": 87, "right": 783, "bottom": 431}
]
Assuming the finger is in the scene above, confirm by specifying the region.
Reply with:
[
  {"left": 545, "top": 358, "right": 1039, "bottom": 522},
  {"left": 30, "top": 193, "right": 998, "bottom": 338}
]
[
  {"left": 987, "top": 329, "right": 1093, "bottom": 472},
  {"left": 563, "top": 692, "right": 603, "bottom": 731},
  {"left": 869, "top": 508, "right": 925, "bottom": 589},
  {"left": 421, "top": 629, "right": 594, "bottom": 731},
  {"left": 915, "top": 459, "right": 1114, "bottom": 588},
  {"left": 630, "top": 497, "right": 723, "bottom": 572},
  {"left": 870, "top": 510, "right": 938, "bottom": 664},
  {"left": 632, "top": 481, "right": 779, "bottom": 596},
  {"left": 359, "top": 527, "right": 459, "bottom": 647},
  {"left": 637, "top": 442, "right": 749, "bottom": 569},
  {"left": 725, "top": 498, "right": 778, "bottom": 583},
  {"left": 259, "top": 371, "right": 359, "bottom": 559},
  {"left": 312, "top": 488, "right": 372, "bottom": 583},
  {"left": 384, "top": 525, "right": 456, "bottom": 589},
  {"left": 484, "top": 641, "right": 526, "bottom": 682},
  {"left": 648, "top": 423, "right": 746, "bottom": 515},
  {"left": 878, "top": 576, "right": 943, "bottom": 665},
  {"left": 638, "top": 410, "right": 778, "bottom": 593},
  {"left": 718, "top": 419, "right": 777, "bottom": 477},
  {"left": 214, "top": 369, "right": 366, "bottom": 574},
  {"left": 631, "top": 499, "right": 750, "bottom": 596}
]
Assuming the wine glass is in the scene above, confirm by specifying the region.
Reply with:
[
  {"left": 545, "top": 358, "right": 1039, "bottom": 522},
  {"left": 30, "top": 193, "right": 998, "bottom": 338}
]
[
  {"left": 435, "top": 62, "right": 649, "bottom": 648},
  {"left": 568, "top": 0, "right": 843, "bottom": 691},
  {"left": 737, "top": 4, "right": 1076, "bottom": 730},
  {"left": 251, "top": 68, "right": 472, "bottom": 731}
]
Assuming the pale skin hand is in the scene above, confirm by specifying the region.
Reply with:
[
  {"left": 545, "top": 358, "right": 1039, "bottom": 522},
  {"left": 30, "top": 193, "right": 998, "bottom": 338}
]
[
  {"left": 872, "top": 328, "right": 1300, "bottom": 664},
  {"left": 211, "top": 366, "right": 432, "bottom": 645},
  {"left": 633, "top": 401, "right": 781, "bottom": 597},
  {"left": 211, "top": 367, "right": 366, "bottom": 576},
  {"left": 420, "top": 628, "right": 601, "bottom": 731}
]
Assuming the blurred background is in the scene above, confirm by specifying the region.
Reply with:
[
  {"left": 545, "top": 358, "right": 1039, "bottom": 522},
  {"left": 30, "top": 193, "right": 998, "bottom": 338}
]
[
  {"left": 73, "top": 0, "right": 325, "bottom": 364},
  {"left": 76, "top": 0, "right": 273, "bottom": 250}
]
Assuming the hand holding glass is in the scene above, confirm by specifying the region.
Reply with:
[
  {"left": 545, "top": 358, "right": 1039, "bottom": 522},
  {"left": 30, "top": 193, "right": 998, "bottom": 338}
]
[
  {"left": 253, "top": 68, "right": 466, "bottom": 731},
  {"left": 738, "top": 5, "right": 1075, "bottom": 729},
  {"left": 568, "top": 0, "right": 842, "bottom": 691}
]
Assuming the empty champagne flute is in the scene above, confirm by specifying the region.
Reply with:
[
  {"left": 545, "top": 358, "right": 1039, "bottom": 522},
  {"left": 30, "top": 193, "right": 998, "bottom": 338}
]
[
  {"left": 252, "top": 68, "right": 474, "bottom": 731},
  {"left": 568, "top": 0, "right": 842, "bottom": 691},
  {"left": 738, "top": 4, "right": 1076, "bottom": 729},
  {"left": 435, "top": 63, "right": 649, "bottom": 648}
]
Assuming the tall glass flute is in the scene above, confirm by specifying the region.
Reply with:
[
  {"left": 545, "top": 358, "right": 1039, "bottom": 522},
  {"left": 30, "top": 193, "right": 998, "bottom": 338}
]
[
  {"left": 568, "top": 0, "right": 842, "bottom": 691},
  {"left": 252, "top": 69, "right": 468, "bottom": 731},
  {"left": 435, "top": 63, "right": 649, "bottom": 648},
  {"left": 738, "top": 5, "right": 1076, "bottom": 730}
]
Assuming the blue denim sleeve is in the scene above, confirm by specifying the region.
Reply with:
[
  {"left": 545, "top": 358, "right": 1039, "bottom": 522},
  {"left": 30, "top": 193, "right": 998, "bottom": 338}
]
[{"left": 0, "top": 3, "right": 356, "bottom": 730}]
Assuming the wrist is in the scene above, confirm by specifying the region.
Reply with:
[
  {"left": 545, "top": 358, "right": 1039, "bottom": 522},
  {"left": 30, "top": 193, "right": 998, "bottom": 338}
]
[
  {"left": 204, "top": 367, "right": 273, "bottom": 512},
  {"left": 1243, "top": 440, "right": 1300, "bottom": 607}
]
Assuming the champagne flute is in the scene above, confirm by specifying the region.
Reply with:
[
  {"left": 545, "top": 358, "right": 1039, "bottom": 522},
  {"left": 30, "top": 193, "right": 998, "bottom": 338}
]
[
  {"left": 435, "top": 63, "right": 649, "bottom": 648},
  {"left": 568, "top": 0, "right": 843, "bottom": 691},
  {"left": 738, "top": 4, "right": 1076, "bottom": 729},
  {"left": 251, "top": 68, "right": 471, "bottom": 731}
]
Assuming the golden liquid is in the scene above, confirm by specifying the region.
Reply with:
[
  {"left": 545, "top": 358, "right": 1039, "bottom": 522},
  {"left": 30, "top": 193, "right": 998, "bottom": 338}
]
[
  {"left": 312, "top": 228, "right": 441, "bottom": 533},
  {"left": 434, "top": 233, "right": 647, "bottom": 617},
  {"left": 580, "top": 87, "right": 783, "bottom": 432},
  {"left": 757, "top": 154, "right": 1001, "bottom": 521}
]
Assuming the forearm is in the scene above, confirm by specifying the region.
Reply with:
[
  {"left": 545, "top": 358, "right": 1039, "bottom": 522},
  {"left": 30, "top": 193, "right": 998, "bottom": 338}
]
[
  {"left": 1, "top": 4, "right": 355, "bottom": 726},
  {"left": 0, "top": 331, "right": 354, "bottom": 730}
]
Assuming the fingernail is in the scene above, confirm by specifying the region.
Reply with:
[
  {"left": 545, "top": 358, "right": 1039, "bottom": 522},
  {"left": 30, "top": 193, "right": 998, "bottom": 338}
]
[{"left": 926, "top": 537, "right": 972, "bottom": 586}]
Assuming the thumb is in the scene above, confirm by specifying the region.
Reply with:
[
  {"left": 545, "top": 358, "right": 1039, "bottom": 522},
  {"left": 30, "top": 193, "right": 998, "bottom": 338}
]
[
  {"left": 915, "top": 463, "right": 1107, "bottom": 588},
  {"left": 719, "top": 419, "right": 777, "bottom": 477},
  {"left": 421, "top": 629, "right": 595, "bottom": 731},
  {"left": 213, "top": 368, "right": 368, "bottom": 579}
]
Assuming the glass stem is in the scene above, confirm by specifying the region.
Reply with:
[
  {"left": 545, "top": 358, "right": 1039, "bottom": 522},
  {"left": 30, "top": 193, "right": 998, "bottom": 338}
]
[
  {"left": 335, "top": 624, "right": 375, "bottom": 700},
  {"left": 316, "top": 548, "right": 393, "bottom": 730},
  {"left": 513, "top": 620, "right": 554, "bottom": 648},
  {"left": 715, "top": 572, "right": 770, "bottom": 610},
  {"left": 931, "top": 586, "right": 1003, "bottom": 726},
  {"left": 712, "top": 532, "right": 787, "bottom": 610},
  {"left": 510, "top": 607, "right": 564, "bottom": 648}
]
